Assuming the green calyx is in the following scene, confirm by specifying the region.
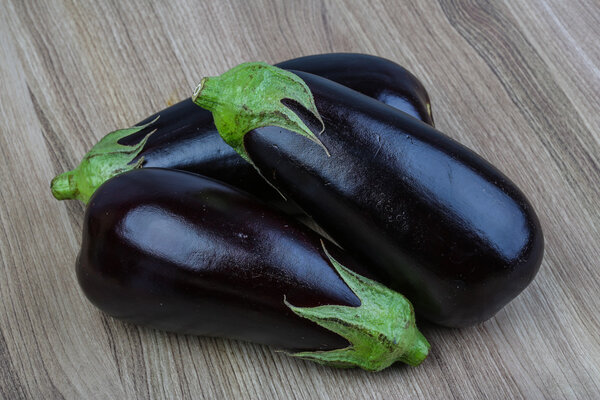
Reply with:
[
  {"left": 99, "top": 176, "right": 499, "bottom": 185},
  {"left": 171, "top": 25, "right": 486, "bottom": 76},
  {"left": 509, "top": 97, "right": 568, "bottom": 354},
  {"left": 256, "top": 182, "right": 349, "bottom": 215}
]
[
  {"left": 285, "top": 243, "right": 430, "bottom": 371},
  {"left": 192, "top": 62, "right": 328, "bottom": 163},
  {"left": 50, "top": 119, "right": 156, "bottom": 203}
]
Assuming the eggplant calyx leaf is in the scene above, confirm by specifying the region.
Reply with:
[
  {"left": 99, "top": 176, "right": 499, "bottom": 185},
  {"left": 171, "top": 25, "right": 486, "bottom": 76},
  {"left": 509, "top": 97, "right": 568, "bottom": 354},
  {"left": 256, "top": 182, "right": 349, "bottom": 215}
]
[
  {"left": 50, "top": 118, "right": 157, "bottom": 203},
  {"left": 284, "top": 241, "right": 430, "bottom": 371},
  {"left": 191, "top": 62, "right": 328, "bottom": 163}
]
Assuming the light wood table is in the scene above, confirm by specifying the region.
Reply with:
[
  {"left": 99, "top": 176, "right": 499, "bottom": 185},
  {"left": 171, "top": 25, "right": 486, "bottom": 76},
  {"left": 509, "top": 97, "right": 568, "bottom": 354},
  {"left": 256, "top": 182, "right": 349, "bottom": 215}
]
[{"left": 1, "top": 1, "right": 598, "bottom": 399}]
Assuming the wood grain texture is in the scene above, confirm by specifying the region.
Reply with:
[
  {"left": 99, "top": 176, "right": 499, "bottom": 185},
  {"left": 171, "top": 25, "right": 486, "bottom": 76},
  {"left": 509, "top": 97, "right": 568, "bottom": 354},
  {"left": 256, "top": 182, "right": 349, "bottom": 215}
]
[{"left": 1, "top": 0, "right": 598, "bottom": 398}]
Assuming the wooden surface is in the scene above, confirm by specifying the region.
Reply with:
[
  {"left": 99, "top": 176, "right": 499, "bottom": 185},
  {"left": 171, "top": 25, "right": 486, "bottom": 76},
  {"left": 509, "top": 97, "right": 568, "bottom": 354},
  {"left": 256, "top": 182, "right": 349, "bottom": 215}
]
[{"left": 1, "top": 0, "right": 599, "bottom": 398}]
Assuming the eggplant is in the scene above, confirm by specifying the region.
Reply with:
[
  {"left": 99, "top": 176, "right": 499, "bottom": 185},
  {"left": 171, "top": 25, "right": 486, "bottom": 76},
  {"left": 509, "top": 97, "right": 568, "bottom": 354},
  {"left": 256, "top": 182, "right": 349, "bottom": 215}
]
[
  {"left": 276, "top": 53, "right": 433, "bottom": 125},
  {"left": 192, "top": 63, "right": 544, "bottom": 328},
  {"left": 77, "top": 168, "right": 429, "bottom": 371},
  {"left": 51, "top": 53, "right": 433, "bottom": 205}
]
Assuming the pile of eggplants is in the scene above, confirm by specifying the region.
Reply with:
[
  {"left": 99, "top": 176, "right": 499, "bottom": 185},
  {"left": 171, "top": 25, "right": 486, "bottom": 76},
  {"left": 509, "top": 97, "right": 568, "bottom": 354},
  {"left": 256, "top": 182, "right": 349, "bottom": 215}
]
[
  {"left": 51, "top": 53, "right": 433, "bottom": 207},
  {"left": 52, "top": 53, "right": 543, "bottom": 371}
]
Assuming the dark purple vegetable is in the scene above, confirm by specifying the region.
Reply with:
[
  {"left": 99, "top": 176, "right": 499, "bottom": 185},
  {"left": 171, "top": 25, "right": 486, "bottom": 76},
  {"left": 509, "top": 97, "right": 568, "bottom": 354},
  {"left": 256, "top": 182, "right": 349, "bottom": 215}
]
[
  {"left": 192, "top": 64, "right": 544, "bottom": 328},
  {"left": 276, "top": 53, "right": 433, "bottom": 125},
  {"left": 51, "top": 53, "right": 432, "bottom": 206},
  {"left": 77, "top": 168, "right": 429, "bottom": 371}
]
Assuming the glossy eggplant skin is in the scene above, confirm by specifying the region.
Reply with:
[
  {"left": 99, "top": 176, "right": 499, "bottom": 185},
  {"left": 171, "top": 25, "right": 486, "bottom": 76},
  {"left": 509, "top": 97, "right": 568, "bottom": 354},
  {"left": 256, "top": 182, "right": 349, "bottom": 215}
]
[
  {"left": 276, "top": 53, "right": 433, "bottom": 125},
  {"left": 243, "top": 71, "right": 544, "bottom": 327},
  {"left": 77, "top": 168, "right": 362, "bottom": 351},
  {"left": 120, "top": 53, "right": 432, "bottom": 208}
]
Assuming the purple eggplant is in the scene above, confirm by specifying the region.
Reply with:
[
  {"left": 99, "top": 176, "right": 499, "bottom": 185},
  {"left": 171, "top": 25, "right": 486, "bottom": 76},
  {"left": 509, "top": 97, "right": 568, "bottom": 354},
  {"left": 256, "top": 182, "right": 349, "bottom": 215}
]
[
  {"left": 192, "top": 63, "right": 544, "bottom": 328},
  {"left": 77, "top": 168, "right": 429, "bottom": 371},
  {"left": 51, "top": 53, "right": 432, "bottom": 206}
]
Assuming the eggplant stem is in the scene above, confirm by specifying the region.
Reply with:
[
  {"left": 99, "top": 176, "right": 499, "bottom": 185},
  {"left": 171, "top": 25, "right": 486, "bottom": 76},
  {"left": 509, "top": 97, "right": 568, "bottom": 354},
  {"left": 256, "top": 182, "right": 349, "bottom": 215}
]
[
  {"left": 50, "top": 118, "right": 158, "bottom": 203},
  {"left": 284, "top": 241, "right": 430, "bottom": 371},
  {"left": 191, "top": 62, "right": 328, "bottom": 163}
]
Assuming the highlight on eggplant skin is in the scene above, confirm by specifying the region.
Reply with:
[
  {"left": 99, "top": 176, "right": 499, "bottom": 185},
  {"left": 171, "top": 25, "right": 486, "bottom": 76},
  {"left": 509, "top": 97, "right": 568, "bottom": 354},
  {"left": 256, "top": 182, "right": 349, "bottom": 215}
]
[
  {"left": 77, "top": 168, "right": 429, "bottom": 371},
  {"left": 193, "top": 65, "right": 544, "bottom": 328},
  {"left": 50, "top": 53, "right": 433, "bottom": 206}
]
